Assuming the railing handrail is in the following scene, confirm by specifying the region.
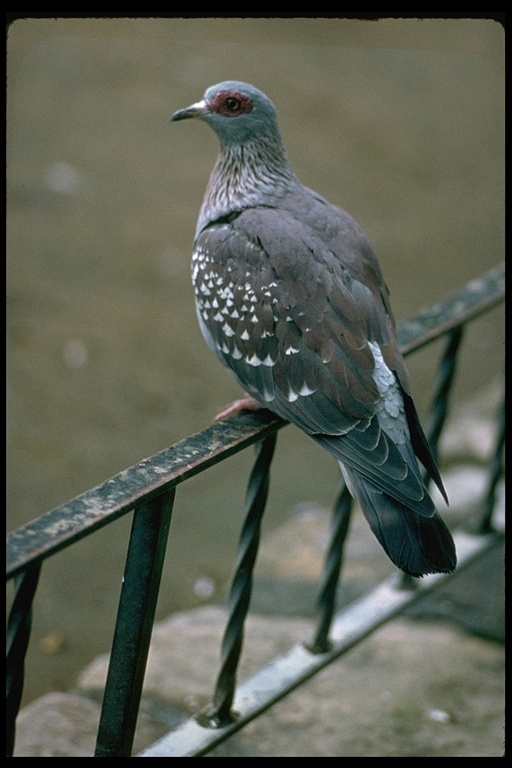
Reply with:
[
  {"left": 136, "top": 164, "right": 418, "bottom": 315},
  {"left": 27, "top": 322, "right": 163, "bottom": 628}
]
[{"left": 6, "top": 262, "right": 504, "bottom": 581}]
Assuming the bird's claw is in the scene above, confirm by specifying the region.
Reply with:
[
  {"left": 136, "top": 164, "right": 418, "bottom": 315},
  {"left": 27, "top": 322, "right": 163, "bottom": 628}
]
[{"left": 215, "top": 395, "right": 263, "bottom": 421}]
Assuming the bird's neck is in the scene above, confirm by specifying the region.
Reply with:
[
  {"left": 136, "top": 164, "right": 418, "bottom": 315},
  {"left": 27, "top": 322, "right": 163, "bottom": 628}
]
[{"left": 196, "top": 137, "right": 298, "bottom": 235}]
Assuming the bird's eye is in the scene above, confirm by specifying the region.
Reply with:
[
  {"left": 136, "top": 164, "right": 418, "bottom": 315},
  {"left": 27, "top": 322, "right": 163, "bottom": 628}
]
[
  {"left": 225, "top": 97, "right": 241, "bottom": 112},
  {"left": 210, "top": 90, "right": 253, "bottom": 117}
]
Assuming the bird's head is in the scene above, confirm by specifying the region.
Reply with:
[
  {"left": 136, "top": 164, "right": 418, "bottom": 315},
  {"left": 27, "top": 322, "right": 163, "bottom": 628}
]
[{"left": 171, "top": 81, "right": 281, "bottom": 147}]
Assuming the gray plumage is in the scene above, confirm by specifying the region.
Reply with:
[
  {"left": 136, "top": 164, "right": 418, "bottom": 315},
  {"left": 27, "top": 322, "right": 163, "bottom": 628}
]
[{"left": 172, "top": 80, "right": 456, "bottom": 576}]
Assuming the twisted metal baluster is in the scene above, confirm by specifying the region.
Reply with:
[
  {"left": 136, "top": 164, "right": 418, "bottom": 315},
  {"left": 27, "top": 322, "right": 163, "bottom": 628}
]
[
  {"left": 425, "top": 326, "right": 464, "bottom": 474},
  {"left": 6, "top": 562, "right": 41, "bottom": 757},
  {"left": 309, "top": 481, "right": 353, "bottom": 654},
  {"left": 478, "top": 392, "right": 505, "bottom": 534},
  {"left": 197, "top": 432, "right": 277, "bottom": 727}
]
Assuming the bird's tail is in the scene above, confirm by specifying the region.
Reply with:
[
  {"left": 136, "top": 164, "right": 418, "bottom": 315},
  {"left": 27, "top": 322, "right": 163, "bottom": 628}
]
[{"left": 341, "top": 465, "right": 457, "bottom": 577}]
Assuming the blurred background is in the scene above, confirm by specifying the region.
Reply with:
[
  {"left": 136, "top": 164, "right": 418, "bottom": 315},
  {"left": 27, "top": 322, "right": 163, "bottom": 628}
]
[{"left": 7, "top": 18, "right": 504, "bottom": 706}]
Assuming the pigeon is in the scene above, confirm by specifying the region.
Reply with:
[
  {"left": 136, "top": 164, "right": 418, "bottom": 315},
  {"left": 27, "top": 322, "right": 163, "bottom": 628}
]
[{"left": 172, "top": 80, "right": 456, "bottom": 577}]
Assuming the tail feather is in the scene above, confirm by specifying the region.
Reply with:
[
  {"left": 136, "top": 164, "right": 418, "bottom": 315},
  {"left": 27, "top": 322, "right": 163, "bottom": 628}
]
[
  {"left": 402, "top": 391, "right": 448, "bottom": 505},
  {"left": 342, "top": 465, "right": 456, "bottom": 577}
]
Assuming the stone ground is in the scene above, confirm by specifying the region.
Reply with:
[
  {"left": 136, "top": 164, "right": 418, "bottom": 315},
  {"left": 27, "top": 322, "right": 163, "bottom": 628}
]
[{"left": 13, "top": 610, "right": 505, "bottom": 757}]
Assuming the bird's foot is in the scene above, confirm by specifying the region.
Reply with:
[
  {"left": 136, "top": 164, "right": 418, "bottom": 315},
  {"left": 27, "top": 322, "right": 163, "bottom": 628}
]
[{"left": 215, "top": 395, "right": 263, "bottom": 421}]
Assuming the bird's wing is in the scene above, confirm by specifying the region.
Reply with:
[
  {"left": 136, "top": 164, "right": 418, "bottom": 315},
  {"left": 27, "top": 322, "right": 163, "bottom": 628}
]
[{"left": 193, "top": 205, "right": 441, "bottom": 509}]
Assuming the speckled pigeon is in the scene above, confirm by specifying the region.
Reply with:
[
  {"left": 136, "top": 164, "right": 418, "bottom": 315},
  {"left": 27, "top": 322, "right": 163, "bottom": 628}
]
[{"left": 172, "top": 80, "right": 456, "bottom": 577}]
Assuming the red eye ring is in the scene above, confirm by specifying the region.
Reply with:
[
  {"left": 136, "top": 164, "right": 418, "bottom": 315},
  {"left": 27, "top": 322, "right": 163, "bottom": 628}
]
[{"left": 209, "top": 90, "right": 253, "bottom": 117}]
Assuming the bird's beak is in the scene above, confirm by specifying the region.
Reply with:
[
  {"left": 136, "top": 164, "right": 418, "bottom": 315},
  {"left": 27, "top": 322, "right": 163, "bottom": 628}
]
[{"left": 171, "top": 99, "right": 209, "bottom": 122}]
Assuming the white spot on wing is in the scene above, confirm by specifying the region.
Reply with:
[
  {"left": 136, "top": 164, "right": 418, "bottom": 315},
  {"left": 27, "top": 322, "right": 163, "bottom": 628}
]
[
  {"left": 298, "top": 383, "right": 316, "bottom": 396},
  {"left": 245, "top": 353, "right": 274, "bottom": 367},
  {"left": 222, "top": 322, "right": 235, "bottom": 337}
]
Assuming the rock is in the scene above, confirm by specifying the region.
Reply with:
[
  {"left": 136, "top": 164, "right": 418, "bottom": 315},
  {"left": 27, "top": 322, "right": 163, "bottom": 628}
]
[{"left": 13, "top": 692, "right": 100, "bottom": 757}]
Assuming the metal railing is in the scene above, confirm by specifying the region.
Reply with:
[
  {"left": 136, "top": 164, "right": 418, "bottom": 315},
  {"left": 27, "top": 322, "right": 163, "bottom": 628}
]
[{"left": 6, "top": 263, "right": 504, "bottom": 757}]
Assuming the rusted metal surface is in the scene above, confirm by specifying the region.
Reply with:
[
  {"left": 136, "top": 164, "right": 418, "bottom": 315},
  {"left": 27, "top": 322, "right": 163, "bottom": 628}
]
[{"left": 6, "top": 410, "right": 283, "bottom": 580}]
